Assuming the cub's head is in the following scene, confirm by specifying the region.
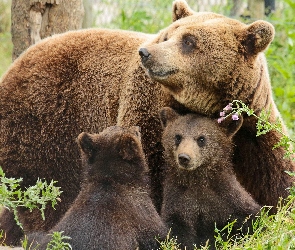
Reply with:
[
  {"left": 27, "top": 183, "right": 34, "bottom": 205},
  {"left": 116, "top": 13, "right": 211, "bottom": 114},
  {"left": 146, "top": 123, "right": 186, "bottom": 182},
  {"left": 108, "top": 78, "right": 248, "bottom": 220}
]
[
  {"left": 159, "top": 107, "right": 242, "bottom": 171},
  {"left": 140, "top": 0, "right": 275, "bottom": 115},
  {"left": 77, "top": 126, "right": 147, "bottom": 182}
]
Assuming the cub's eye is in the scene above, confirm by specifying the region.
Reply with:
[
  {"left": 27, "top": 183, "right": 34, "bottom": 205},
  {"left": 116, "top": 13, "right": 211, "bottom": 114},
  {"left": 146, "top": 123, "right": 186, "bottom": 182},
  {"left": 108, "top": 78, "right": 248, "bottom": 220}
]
[
  {"left": 174, "top": 134, "right": 182, "bottom": 146},
  {"left": 163, "top": 36, "right": 168, "bottom": 42},
  {"left": 196, "top": 136, "right": 206, "bottom": 147}
]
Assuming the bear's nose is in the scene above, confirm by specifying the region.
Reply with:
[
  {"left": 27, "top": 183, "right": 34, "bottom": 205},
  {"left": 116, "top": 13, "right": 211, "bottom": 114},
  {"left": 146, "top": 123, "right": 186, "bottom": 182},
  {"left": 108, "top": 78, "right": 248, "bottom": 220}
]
[
  {"left": 138, "top": 48, "right": 151, "bottom": 63},
  {"left": 178, "top": 153, "right": 191, "bottom": 168}
]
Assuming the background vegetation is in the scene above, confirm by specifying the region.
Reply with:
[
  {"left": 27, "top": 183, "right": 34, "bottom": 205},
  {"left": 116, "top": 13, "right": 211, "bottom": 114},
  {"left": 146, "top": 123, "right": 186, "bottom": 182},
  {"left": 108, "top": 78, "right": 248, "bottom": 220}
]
[
  {"left": 263, "top": 0, "right": 295, "bottom": 133},
  {"left": 0, "top": 0, "right": 12, "bottom": 77}
]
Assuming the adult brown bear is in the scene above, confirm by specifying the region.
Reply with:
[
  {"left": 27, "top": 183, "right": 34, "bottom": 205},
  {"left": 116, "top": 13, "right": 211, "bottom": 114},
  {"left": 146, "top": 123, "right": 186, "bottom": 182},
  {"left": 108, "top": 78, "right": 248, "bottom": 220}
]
[{"left": 0, "top": 0, "right": 293, "bottom": 245}]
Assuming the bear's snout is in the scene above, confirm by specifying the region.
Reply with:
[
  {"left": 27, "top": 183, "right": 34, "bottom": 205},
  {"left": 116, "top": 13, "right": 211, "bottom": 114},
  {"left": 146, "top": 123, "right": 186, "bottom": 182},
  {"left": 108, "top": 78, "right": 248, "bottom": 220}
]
[
  {"left": 139, "top": 48, "right": 151, "bottom": 63},
  {"left": 178, "top": 153, "right": 191, "bottom": 168}
]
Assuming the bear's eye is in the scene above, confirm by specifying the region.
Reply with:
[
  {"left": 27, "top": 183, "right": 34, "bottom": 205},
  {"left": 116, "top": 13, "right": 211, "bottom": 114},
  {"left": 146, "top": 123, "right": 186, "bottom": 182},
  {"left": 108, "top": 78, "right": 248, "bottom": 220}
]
[
  {"left": 184, "top": 40, "right": 192, "bottom": 46},
  {"left": 196, "top": 136, "right": 206, "bottom": 147},
  {"left": 163, "top": 34, "right": 168, "bottom": 42},
  {"left": 181, "top": 35, "right": 196, "bottom": 54},
  {"left": 174, "top": 134, "right": 182, "bottom": 146}
]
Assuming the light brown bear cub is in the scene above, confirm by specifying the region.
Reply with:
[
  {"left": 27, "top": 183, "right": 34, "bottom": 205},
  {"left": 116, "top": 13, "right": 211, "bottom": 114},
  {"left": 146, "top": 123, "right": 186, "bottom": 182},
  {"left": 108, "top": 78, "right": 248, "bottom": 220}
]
[
  {"left": 30, "top": 126, "right": 168, "bottom": 250},
  {"left": 159, "top": 107, "right": 260, "bottom": 249}
]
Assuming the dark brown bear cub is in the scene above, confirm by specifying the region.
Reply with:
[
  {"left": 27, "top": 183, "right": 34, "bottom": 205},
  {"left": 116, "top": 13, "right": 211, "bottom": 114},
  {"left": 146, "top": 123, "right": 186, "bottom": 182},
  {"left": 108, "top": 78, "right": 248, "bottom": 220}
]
[
  {"left": 159, "top": 107, "right": 260, "bottom": 249},
  {"left": 32, "top": 126, "right": 168, "bottom": 250}
]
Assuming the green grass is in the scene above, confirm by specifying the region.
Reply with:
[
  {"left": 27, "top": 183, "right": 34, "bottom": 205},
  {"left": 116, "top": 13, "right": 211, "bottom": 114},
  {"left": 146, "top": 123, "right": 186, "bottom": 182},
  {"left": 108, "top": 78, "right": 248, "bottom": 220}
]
[
  {"left": 159, "top": 194, "right": 295, "bottom": 250},
  {"left": 265, "top": 0, "right": 295, "bottom": 134}
]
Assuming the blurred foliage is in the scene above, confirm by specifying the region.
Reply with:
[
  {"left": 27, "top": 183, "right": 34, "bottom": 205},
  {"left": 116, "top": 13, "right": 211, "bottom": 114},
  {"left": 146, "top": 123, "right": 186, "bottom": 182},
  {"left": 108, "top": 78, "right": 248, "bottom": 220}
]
[
  {"left": 0, "top": 32, "right": 12, "bottom": 77},
  {"left": 95, "top": 0, "right": 230, "bottom": 33},
  {"left": 0, "top": 0, "right": 11, "bottom": 33},
  {"left": 95, "top": 0, "right": 172, "bottom": 33},
  {"left": 0, "top": 0, "right": 12, "bottom": 77},
  {"left": 265, "top": 0, "right": 295, "bottom": 134}
]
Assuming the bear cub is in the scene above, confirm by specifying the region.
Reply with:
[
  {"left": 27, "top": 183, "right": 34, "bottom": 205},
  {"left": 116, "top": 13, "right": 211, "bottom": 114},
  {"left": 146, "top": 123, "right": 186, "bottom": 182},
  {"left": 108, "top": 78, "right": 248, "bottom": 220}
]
[
  {"left": 159, "top": 107, "right": 261, "bottom": 249},
  {"left": 31, "top": 126, "right": 168, "bottom": 250}
]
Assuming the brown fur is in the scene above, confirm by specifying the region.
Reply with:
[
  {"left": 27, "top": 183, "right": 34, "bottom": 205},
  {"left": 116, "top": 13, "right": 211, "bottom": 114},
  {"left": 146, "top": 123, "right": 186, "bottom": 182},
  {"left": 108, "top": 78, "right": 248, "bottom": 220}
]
[
  {"left": 0, "top": 28, "right": 173, "bottom": 244},
  {"left": 0, "top": 0, "right": 293, "bottom": 244},
  {"left": 29, "top": 126, "right": 168, "bottom": 250},
  {"left": 159, "top": 107, "right": 261, "bottom": 249}
]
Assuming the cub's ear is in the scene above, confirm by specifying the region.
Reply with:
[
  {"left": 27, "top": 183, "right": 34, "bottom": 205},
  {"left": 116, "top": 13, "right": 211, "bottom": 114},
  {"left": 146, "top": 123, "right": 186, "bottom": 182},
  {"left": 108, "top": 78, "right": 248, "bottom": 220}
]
[
  {"left": 77, "top": 132, "right": 97, "bottom": 159},
  {"left": 172, "top": 0, "right": 194, "bottom": 22},
  {"left": 219, "top": 115, "right": 243, "bottom": 138},
  {"left": 241, "top": 20, "right": 275, "bottom": 55},
  {"left": 119, "top": 134, "right": 141, "bottom": 161},
  {"left": 159, "top": 107, "right": 179, "bottom": 128}
]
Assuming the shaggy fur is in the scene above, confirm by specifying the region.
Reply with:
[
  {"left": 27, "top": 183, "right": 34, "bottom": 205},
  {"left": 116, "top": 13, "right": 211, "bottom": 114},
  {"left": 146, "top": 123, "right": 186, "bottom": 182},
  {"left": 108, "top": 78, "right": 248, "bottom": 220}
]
[
  {"left": 0, "top": 0, "right": 293, "bottom": 244},
  {"left": 29, "top": 126, "right": 167, "bottom": 250},
  {"left": 159, "top": 107, "right": 261, "bottom": 249}
]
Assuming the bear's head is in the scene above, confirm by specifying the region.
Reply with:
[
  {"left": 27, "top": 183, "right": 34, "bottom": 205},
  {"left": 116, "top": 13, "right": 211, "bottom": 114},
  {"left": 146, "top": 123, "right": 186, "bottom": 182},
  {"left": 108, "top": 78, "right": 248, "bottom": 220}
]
[
  {"left": 139, "top": 0, "right": 275, "bottom": 115},
  {"left": 159, "top": 107, "right": 243, "bottom": 171},
  {"left": 77, "top": 126, "right": 147, "bottom": 183}
]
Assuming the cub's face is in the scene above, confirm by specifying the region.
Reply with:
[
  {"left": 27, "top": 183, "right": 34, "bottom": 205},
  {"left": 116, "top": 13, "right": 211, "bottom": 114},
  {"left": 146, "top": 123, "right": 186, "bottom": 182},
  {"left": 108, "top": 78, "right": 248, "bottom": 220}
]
[
  {"left": 139, "top": 0, "right": 274, "bottom": 115},
  {"left": 159, "top": 107, "right": 242, "bottom": 171}
]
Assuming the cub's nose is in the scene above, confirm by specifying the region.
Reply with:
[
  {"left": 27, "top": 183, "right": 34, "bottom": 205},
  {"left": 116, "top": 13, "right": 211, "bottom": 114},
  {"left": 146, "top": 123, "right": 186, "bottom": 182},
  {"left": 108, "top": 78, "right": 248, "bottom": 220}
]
[
  {"left": 178, "top": 153, "right": 191, "bottom": 168},
  {"left": 138, "top": 48, "right": 151, "bottom": 63}
]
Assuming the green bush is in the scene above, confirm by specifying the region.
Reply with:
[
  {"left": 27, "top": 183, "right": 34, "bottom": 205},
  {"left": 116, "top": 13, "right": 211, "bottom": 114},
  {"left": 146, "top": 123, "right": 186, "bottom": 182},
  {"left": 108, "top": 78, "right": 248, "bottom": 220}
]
[
  {"left": 0, "top": 167, "right": 62, "bottom": 229},
  {"left": 0, "top": 0, "right": 11, "bottom": 33},
  {"left": 0, "top": 166, "right": 72, "bottom": 249},
  {"left": 265, "top": 0, "right": 295, "bottom": 134}
]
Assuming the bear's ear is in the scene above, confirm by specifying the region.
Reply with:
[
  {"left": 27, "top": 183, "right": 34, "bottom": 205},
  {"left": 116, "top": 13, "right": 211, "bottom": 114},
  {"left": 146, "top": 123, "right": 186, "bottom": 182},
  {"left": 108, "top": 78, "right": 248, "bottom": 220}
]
[
  {"left": 119, "top": 134, "right": 140, "bottom": 161},
  {"left": 77, "top": 132, "right": 97, "bottom": 159},
  {"left": 241, "top": 20, "right": 275, "bottom": 55},
  {"left": 172, "top": 0, "right": 194, "bottom": 22},
  {"left": 219, "top": 115, "right": 243, "bottom": 138},
  {"left": 159, "top": 107, "right": 180, "bottom": 128}
]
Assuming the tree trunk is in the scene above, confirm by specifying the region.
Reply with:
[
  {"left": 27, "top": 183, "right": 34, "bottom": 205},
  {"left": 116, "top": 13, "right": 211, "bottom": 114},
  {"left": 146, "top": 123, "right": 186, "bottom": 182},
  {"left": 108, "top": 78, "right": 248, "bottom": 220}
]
[{"left": 11, "top": 0, "right": 84, "bottom": 60}]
